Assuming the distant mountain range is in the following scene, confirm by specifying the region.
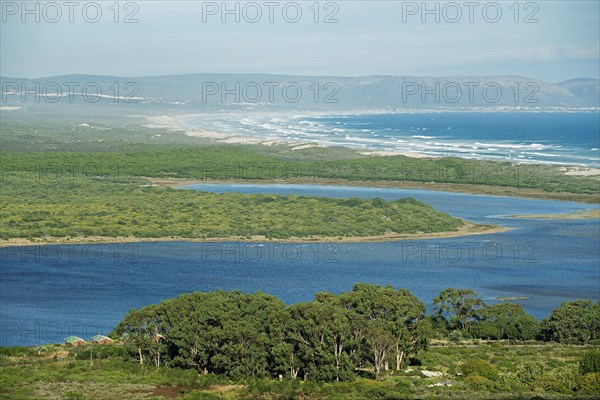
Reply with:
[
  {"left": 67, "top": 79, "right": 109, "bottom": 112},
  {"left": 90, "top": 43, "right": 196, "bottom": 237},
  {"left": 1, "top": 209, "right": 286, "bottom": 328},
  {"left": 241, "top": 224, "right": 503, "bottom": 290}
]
[{"left": 1, "top": 74, "right": 598, "bottom": 113}]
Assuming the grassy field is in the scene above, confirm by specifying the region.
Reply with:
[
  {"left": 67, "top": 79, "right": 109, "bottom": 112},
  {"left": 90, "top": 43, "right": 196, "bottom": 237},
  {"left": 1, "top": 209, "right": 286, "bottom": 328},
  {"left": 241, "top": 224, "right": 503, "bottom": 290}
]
[{"left": 1, "top": 342, "right": 598, "bottom": 399}]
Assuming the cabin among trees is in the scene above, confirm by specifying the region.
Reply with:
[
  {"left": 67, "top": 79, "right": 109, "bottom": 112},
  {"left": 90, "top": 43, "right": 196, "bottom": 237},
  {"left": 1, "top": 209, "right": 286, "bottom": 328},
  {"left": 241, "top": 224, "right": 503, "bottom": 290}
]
[
  {"left": 90, "top": 334, "right": 113, "bottom": 345},
  {"left": 64, "top": 336, "right": 86, "bottom": 347}
]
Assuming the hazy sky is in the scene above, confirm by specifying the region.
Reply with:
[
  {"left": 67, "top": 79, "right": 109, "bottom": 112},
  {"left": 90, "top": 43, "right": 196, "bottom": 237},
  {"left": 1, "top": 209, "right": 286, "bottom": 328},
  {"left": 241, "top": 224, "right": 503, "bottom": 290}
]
[{"left": 1, "top": 1, "right": 598, "bottom": 82}]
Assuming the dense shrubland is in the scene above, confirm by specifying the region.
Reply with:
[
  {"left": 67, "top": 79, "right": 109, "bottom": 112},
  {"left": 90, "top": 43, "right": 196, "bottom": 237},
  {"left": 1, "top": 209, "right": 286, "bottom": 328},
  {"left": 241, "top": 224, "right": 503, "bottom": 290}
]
[
  {"left": 2, "top": 143, "right": 599, "bottom": 196},
  {"left": 0, "top": 172, "right": 463, "bottom": 240}
]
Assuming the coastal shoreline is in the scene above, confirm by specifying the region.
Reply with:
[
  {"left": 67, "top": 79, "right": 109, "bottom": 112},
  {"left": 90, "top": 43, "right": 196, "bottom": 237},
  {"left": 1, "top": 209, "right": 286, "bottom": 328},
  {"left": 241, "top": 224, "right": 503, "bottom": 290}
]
[
  {"left": 508, "top": 209, "right": 600, "bottom": 220},
  {"left": 143, "top": 114, "right": 600, "bottom": 172},
  {"left": 144, "top": 114, "right": 432, "bottom": 158},
  {"left": 0, "top": 223, "right": 512, "bottom": 248},
  {"left": 142, "top": 114, "right": 600, "bottom": 204},
  {"left": 150, "top": 177, "right": 600, "bottom": 204}
]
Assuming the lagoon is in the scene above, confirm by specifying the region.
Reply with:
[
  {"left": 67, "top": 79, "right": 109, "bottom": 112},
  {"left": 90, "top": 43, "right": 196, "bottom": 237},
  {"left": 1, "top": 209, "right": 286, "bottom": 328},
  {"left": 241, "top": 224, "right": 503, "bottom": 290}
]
[{"left": 1, "top": 184, "right": 598, "bottom": 346}]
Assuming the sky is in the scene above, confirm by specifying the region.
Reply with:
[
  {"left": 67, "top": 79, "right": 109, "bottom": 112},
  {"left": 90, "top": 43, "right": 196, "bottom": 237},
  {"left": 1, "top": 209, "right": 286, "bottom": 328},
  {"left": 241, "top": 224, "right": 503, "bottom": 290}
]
[{"left": 1, "top": 1, "right": 599, "bottom": 82}]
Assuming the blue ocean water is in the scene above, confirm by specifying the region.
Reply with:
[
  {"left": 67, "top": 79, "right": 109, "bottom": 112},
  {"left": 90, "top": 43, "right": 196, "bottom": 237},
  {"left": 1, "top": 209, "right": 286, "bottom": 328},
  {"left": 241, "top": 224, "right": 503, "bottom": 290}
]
[
  {"left": 183, "top": 112, "right": 600, "bottom": 167},
  {"left": 1, "top": 185, "right": 598, "bottom": 346}
]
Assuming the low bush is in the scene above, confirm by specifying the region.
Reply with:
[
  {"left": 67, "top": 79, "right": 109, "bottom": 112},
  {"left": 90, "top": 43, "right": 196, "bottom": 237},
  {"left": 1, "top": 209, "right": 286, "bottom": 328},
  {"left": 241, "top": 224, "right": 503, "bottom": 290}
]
[
  {"left": 448, "top": 330, "right": 463, "bottom": 343},
  {"left": 463, "top": 374, "right": 495, "bottom": 390},
  {"left": 534, "top": 365, "right": 577, "bottom": 394},
  {"left": 578, "top": 372, "right": 600, "bottom": 394},
  {"left": 579, "top": 350, "right": 600, "bottom": 375},
  {"left": 461, "top": 358, "right": 499, "bottom": 381},
  {"left": 515, "top": 362, "right": 544, "bottom": 387},
  {"left": 578, "top": 372, "right": 600, "bottom": 395},
  {"left": 180, "top": 392, "right": 225, "bottom": 400}
]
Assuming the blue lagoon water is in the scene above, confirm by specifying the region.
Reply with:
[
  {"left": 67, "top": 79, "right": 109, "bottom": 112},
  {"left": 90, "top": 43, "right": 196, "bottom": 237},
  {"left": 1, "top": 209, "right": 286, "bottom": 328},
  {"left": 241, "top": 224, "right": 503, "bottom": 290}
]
[{"left": 1, "top": 184, "right": 599, "bottom": 346}]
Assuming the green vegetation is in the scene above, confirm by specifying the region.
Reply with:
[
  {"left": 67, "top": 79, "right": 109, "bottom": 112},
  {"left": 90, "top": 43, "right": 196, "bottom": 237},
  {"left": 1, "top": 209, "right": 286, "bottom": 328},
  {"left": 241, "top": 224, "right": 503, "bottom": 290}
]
[
  {"left": 433, "top": 288, "right": 486, "bottom": 333},
  {"left": 579, "top": 350, "right": 600, "bottom": 375},
  {"left": 112, "top": 286, "right": 599, "bottom": 384},
  {"left": 1, "top": 118, "right": 599, "bottom": 245},
  {"left": 112, "top": 284, "right": 430, "bottom": 382},
  {"left": 2, "top": 143, "right": 599, "bottom": 198},
  {"left": 0, "top": 170, "right": 463, "bottom": 241},
  {"left": 540, "top": 301, "right": 600, "bottom": 344},
  {"left": 2, "top": 343, "right": 599, "bottom": 400},
  {"left": 1, "top": 285, "right": 599, "bottom": 399},
  {"left": 461, "top": 358, "right": 499, "bottom": 381},
  {"left": 1, "top": 138, "right": 596, "bottom": 242},
  {"left": 1, "top": 115, "right": 599, "bottom": 205},
  {"left": 472, "top": 303, "right": 540, "bottom": 340}
]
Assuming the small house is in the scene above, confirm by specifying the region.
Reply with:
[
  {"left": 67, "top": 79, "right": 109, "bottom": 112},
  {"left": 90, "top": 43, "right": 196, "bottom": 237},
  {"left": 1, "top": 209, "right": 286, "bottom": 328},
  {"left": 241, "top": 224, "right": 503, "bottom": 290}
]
[
  {"left": 90, "top": 334, "right": 113, "bottom": 345},
  {"left": 65, "top": 336, "right": 86, "bottom": 346}
]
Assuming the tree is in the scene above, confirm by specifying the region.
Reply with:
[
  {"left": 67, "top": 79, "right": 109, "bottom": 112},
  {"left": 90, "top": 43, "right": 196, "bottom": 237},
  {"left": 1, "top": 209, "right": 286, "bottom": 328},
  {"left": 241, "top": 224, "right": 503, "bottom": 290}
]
[
  {"left": 390, "top": 289, "right": 431, "bottom": 370},
  {"left": 271, "top": 341, "right": 300, "bottom": 380},
  {"left": 122, "top": 290, "right": 287, "bottom": 377},
  {"left": 433, "top": 288, "right": 486, "bottom": 334},
  {"left": 159, "top": 292, "right": 218, "bottom": 373},
  {"left": 472, "top": 303, "right": 538, "bottom": 340},
  {"left": 363, "top": 319, "right": 396, "bottom": 381},
  {"left": 340, "top": 283, "right": 430, "bottom": 373},
  {"left": 112, "top": 305, "right": 164, "bottom": 367},
  {"left": 313, "top": 292, "right": 356, "bottom": 381},
  {"left": 541, "top": 300, "right": 600, "bottom": 343},
  {"left": 211, "top": 292, "right": 286, "bottom": 378},
  {"left": 286, "top": 298, "right": 355, "bottom": 381}
]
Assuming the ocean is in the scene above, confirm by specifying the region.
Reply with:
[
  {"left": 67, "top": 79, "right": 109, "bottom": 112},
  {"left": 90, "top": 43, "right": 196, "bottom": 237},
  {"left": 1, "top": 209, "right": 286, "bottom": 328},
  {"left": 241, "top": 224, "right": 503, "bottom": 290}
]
[{"left": 182, "top": 112, "right": 600, "bottom": 167}]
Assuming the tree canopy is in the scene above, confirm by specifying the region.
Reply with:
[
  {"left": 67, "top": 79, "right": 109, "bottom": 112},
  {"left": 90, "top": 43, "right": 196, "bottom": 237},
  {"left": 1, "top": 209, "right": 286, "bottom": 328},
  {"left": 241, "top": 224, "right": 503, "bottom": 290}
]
[
  {"left": 112, "top": 286, "right": 597, "bottom": 382},
  {"left": 113, "top": 284, "right": 430, "bottom": 381}
]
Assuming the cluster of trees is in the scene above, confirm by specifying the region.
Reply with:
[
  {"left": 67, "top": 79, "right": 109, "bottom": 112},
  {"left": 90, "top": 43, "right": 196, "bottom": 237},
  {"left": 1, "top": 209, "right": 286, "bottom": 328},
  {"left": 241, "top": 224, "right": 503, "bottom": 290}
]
[
  {"left": 113, "top": 284, "right": 600, "bottom": 382},
  {"left": 114, "top": 284, "right": 430, "bottom": 381},
  {"left": 433, "top": 288, "right": 600, "bottom": 344},
  {"left": 433, "top": 288, "right": 539, "bottom": 341}
]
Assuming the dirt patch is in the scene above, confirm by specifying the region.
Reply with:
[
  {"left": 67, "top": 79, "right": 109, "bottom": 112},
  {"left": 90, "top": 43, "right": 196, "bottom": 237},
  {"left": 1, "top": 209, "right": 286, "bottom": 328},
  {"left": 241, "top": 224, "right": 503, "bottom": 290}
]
[{"left": 152, "top": 386, "right": 181, "bottom": 399}]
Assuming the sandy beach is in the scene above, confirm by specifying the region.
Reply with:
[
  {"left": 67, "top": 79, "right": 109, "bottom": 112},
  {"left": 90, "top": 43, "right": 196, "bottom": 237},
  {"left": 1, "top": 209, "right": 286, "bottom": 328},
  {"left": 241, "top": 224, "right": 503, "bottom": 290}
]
[
  {"left": 145, "top": 114, "right": 600, "bottom": 171},
  {"left": 559, "top": 166, "right": 600, "bottom": 177},
  {"left": 145, "top": 115, "right": 297, "bottom": 147},
  {"left": 508, "top": 209, "right": 600, "bottom": 220},
  {"left": 144, "top": 114, "right": 436, "bottom": 156}
]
